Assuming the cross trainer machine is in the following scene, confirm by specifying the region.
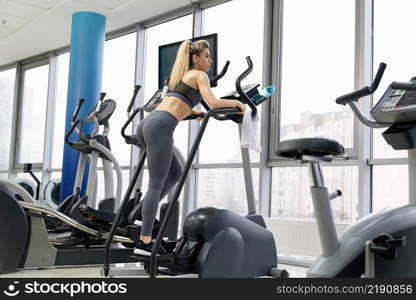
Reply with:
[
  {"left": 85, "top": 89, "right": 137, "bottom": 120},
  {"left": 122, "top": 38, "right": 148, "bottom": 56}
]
[
  {"left": 0, "top": 94, "right": 134, "bottom": 273},
  {"left": 103, "top": 57, "right": 287, "bottom": 278},
  {"left": 278, "top": 62, "right": 416, "bottom": 277}
]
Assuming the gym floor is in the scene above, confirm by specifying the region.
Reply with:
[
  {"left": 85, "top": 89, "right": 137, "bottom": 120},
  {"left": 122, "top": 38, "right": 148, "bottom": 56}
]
[{"left": 0, "top": 263, "right": 307, "bottom": 278}]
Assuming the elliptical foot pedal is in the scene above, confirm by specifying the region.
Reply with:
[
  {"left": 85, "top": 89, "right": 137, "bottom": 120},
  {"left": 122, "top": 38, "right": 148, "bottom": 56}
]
[{"left": 130, "top": 253, "right": 173, "bottom": 263}]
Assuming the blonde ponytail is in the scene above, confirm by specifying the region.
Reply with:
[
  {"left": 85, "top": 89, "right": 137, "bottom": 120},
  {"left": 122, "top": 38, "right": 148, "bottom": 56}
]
[
  {"left": 169, "top": 39, "right": 210, "bottom": 90},
  {"left": 169, "top": 40, "right": 192, "bottom": 90}
]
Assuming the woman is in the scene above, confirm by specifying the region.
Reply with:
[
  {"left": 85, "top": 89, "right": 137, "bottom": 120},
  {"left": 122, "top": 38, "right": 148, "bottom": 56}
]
[{"left": 134, "top": 39, "right": 247, "bottom": 255}]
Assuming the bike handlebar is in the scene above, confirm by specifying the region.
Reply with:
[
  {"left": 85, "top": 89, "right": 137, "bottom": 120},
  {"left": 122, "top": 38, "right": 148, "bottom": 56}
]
[{"left": 336, "top": 62, "right": 387, "bottom": 105}]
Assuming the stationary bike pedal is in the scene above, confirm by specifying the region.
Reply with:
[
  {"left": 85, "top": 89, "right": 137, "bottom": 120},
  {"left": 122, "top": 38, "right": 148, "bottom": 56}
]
[
  {"left": 385, "top": 235, "right": 406, "bottom": 248},
  {"left": 370, "top": 233, "right": 406, "bottom": 259}
]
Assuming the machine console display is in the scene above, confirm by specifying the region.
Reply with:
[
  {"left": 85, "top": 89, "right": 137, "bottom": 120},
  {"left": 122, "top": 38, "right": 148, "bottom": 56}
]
[
  {"left": 378, "top": 89, "right": 416, "bottom": 112},
  {"left": 372, "top": 81, "right": 416, "bottom": 123}
]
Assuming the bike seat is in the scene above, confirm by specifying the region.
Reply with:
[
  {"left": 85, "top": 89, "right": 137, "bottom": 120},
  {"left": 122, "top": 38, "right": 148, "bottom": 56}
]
[{"left": 277, "top": 138, "right": 345, "bottom": 159}]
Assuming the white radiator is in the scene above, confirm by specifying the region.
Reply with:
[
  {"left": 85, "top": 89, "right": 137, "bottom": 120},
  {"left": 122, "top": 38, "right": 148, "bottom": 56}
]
[{"left": 265, "top": 218, "right": 349, "bottom": 257}]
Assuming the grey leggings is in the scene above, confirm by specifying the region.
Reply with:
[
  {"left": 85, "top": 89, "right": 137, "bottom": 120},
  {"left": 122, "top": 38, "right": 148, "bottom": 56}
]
[{"left": 136, "top": 110, "right": 182, "bottom": 236}]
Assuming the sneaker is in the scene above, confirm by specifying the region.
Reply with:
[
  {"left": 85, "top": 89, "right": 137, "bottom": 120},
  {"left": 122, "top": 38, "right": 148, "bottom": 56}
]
[{"left": 133, "top": 240, "right": 167, "bottom": 256}]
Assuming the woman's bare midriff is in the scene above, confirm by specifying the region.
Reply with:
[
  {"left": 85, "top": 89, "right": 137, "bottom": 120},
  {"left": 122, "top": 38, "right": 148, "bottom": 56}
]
[{"left": 155, "top": 96, "right": 192, "bottom": 122}]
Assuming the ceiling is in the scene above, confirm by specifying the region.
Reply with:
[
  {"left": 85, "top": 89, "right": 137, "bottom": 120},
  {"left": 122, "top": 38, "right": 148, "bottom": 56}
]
[{"left": 0, "top": 0, "right": 193, "bottom": 66}]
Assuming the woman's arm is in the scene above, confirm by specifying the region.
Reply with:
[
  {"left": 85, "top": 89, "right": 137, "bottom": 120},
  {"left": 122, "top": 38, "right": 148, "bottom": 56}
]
[{"left": 196, "top": 72, "right": 246, "bottom": 113}]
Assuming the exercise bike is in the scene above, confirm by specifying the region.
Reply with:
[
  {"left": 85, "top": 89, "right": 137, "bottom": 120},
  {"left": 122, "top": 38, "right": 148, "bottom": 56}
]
[{"left": 278, "top": 62, "right": 416, "bottom": 277}]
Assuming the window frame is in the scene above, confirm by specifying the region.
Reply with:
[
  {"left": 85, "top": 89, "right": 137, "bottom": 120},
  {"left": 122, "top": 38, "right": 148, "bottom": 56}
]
[
  {"left": 14, "top": 58, "right": 50, "bottom": 171},
  {"left": 0, "top": 64, "right": 19, "bottom": 173}
]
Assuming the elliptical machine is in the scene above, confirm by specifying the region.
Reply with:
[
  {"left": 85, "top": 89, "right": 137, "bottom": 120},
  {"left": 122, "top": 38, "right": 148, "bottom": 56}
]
[
  {"left": 278, "top": 63, "right": 416, "bottom": 277},
  {"left": 0, "top": 93, "right": 134, "bottom": 273},
  {"left": 10, "top": 163, "right": 61, "bottom": 209},
  {"left": 103, "top": 57, "right": 285, "bottom": 278},
  {"left": 62, "top": 93, "right": 120, "bottom": 212}
]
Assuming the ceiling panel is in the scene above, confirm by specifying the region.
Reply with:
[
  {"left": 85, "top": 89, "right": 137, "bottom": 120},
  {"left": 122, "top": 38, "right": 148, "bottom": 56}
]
[
  {"left": 0, "top": 0, "right": 194, "bottom": 66},
  {"left": 0, "top": 1, "right": 46, "bottom": 19},
  {"left": 77, "top": 0, "right": 133, "bottom": 10},
  {"left": 0, "top": 13, "right": 29, "bottom": 28},
  {"left": 12, "top": 0, "right": 66, "bottom": 9},
  {"left": 0, "top": 26, "right": 13, "bottom": 39}
]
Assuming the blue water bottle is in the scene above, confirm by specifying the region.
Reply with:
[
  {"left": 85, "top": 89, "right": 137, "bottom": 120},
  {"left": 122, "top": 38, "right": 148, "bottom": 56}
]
[{"left": 260, "top": 85, "right": 276, "bottom": 97}]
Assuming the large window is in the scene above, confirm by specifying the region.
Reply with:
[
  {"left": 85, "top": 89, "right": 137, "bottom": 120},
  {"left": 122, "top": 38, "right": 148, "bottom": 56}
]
[
  {"left": 372, "top": 0, "right": 416, "bottom": 159},
  {"left": 372, "top": 165, "right": 408, "bottom": 212},
  {"left": 0, "top": 68, "right": 16, "bottom": 170},
  {"left": 271, "top": 165, "right": 358, "bottom": 258},
  {"left": 194, "top": 0, "right": 265, "bottom": 211},
  {"left": 200, "top": 0, "right": 265, "bottom": 164},
  {"left": 271, "top": 0, "right": 356, "bottom": 258},
  {"left": 197, "top": 168, "right": 259, "bottom": 215},
  {"left": 271, "top": 166, "right": 359, "bottom": 223},
  {"left": 279, "top": 0, "right": 354, "bottom": 148},
  {"left": 144, "top": 15, "right": 193, "bottom": 158},
  {"left": 17, "top": 62, "right": 49, "bottom": 166},
  {"left": 371, "top": 0, "right": 416, "bottom": 212},
  {"left": 102, "top": 32, "right": 137, "bottom": 167},
  {"left": 52, "top": 53, "right": 70, "bottom": 169}
]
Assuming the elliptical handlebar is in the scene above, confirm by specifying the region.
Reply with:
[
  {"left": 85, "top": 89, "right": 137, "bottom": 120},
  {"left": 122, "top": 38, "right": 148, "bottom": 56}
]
[
  {"left": 121, "top": 107, "right": 143, "bottom": 140},
  {"left": 210, "top": 60, "right": 230, "bottom": 86},
  {"left": 71, "top": 98, "right": 85, "bottom": 122},
  {"left": 88, "top": 92, "right": 107, "bottom": 119},
  {"left": 121, "top": 85, "right": 143, "bottom": 141},
  {"left": 66, "top": 95, "right": 105, "bottom": 145},
  {"left": 336, "top": 62, "right": 387, "bottom": 105},
  {"left": 127, "top": 85, "right": 141, "bottom": 114},
  {"left": 78, "top": 119, "right": 90, "bottom": 144},
  {"left": 199, "top": 61, "right": 231, "bottom": 112},
  {"left": 236, "top": 56, "right": 257, "bottom": 115},
  {"left": 65, "top": 119, "right": 80, "bottom": 145}
]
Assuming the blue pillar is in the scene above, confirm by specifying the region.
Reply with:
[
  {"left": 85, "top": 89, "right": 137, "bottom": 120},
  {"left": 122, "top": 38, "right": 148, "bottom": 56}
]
[{"left": 60, "top": 12, "right": 106, "bottom": 201}]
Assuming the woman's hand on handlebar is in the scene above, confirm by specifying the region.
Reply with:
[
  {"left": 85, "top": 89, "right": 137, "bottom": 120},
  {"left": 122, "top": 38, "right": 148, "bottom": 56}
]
[
  {"left": 234, "top": 100, "right": 247, "bottom": 114},
  {"left": 190, "top": 109, "right": 205, "bottom": 120}
]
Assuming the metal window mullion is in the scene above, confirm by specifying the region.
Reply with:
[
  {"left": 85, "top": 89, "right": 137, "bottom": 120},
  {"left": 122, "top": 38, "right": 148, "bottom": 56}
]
[
  {"left": 45, "top": 165, "right": 132, "bottom": 173},
  {"left": 106, "top": 24, "right": 137, "bottom": 41},
  {"left": 268, "top": 0, "right": 283, "bottom": 162},
  {"left": 182, "top": 3, "right": 204, "bottom": 216},
  {"left": 8, "top": 63, "right": 21, "bottom": 178},
  {"left": 41, "top": 52, "right": 59, "bottom": 196},
  {"left": 130, "top": 23, "right": 146, "bottom": 187},
  {"left": 0, "top": 62, "right": 17, "bottom": 72},
  {"left": 195, "top": 162, "right": 262, "bottom": 169},
  {"left": 198, "top": 0, "right": 232, "bottom": 10},
  {"left": 142, "top": 6, "right": 193, "bottom": 29},
  {"left": 268, "top": 159, "right": 360, "bottom": 168},
  {"left": 368, "top": 158, "right": 408, "bottom": 166},
  {"left": 257, "top": 0, "right": 276, "bottom": 217},
  {"left": 355, "top": 0, "right": 373, "bottom": 218}
]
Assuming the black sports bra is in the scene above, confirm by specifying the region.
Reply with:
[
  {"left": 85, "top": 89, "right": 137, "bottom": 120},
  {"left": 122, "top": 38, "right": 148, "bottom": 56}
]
[{"left": 166, "top": 80, "right": 202, "bottom": 109}]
